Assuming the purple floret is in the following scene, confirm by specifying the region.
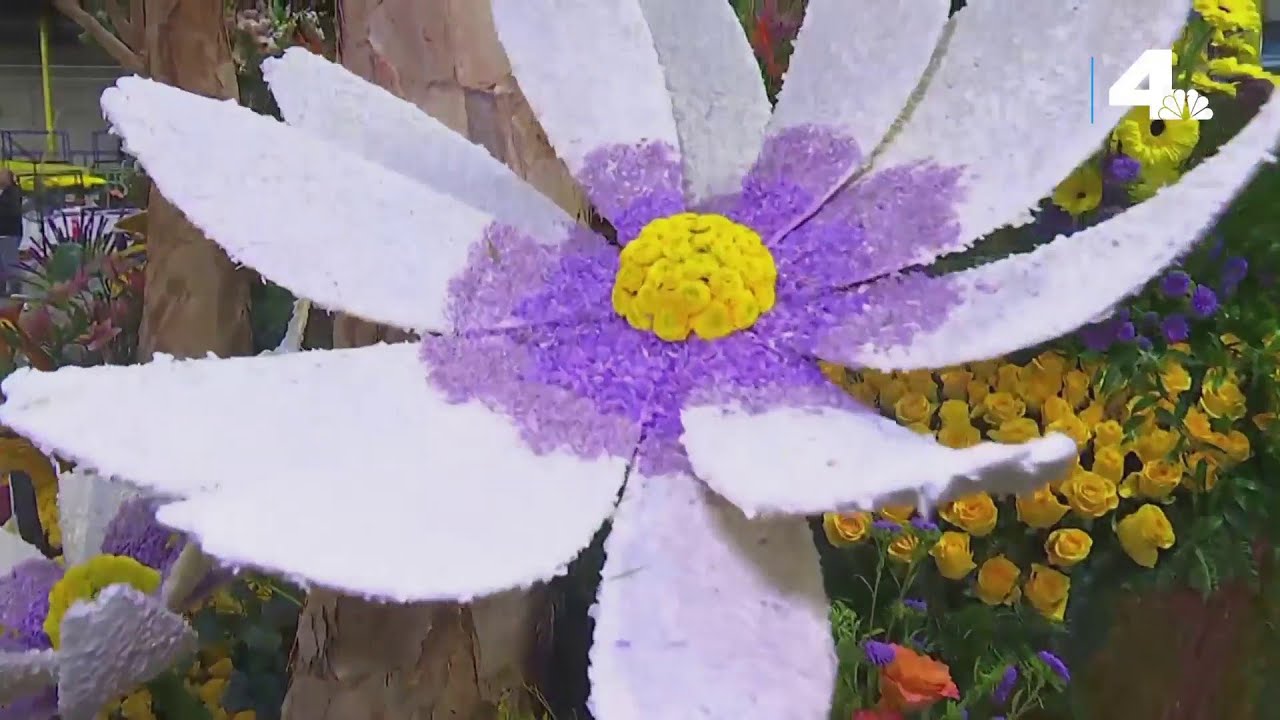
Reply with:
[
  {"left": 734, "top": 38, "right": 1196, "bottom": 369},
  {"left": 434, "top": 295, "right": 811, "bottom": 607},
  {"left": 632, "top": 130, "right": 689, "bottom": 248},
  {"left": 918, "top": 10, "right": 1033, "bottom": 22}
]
[
  {"left": 1161, "top": 314, "right": 1189, "bottom": 343},
  {"left": 1103, "top": 154, "right": 1141, "bottom": 183},
  {"left": 0, "top": 558, "right": 63, "bottom": 650},
  {"left": 1161, "top": 270, "right": 1191, "bottom": 298},
  {"left": 1190, "top": 285, "right": 1219, "bottom": 317},
  {"left": 1037, "top": 650, "right": 1071, "bottom": 684},
  {"left": 863, "top": 639, "right": 896, "bottom": 667},
  {"left": 101, "top": 497, "right": 187, "bottom": 574}
]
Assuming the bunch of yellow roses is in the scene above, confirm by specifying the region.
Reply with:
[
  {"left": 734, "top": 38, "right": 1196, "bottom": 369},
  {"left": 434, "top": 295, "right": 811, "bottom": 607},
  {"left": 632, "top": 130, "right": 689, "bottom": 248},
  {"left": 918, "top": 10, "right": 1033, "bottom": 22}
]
[{"left": 819, "top": 340, "right": 1264, "bottom": 623}]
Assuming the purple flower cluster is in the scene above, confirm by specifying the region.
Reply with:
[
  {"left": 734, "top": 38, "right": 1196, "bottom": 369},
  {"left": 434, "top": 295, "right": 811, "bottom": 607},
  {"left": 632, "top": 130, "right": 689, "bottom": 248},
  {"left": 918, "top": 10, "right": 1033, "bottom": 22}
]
[
  {"left": 872, "top": 519, "right": 901, "bottom": 532},
  {"left": 1103, "top": 153, "right": 1141, "bottom": 184},
  {"left": 1037, "top": 650, "right": 1071, "bottom": 684},
  {"left": 993, "top": 665, "right": 1018, "bottom": 703},
  {"left": 863, "top": 639, "right": 896, "bottom": 667},
  {"left": 911, "top": 516, "right": 939, "bottom": 532}
]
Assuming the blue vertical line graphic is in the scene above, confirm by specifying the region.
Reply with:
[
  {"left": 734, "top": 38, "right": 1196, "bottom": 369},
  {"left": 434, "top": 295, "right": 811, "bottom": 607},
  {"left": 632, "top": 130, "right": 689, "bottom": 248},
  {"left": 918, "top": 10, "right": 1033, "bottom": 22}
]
[{"left": 1089, "top": 57, "right": 1095, "bottom": 124}]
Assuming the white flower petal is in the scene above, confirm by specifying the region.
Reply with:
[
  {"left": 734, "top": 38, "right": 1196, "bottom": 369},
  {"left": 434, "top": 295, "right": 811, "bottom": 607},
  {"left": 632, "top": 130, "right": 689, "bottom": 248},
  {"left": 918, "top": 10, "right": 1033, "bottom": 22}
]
[
  {"left": 769, "top": 0, "right": 949, "bottom": 165},
  {"left": 0, "top": 344, "right": 631, "bottom": 601},
  {"left": 57, "top": 585, "right": 196, "bottom": 720},
  {"left": 262, "top": 48, "right": 575, "bottom": 240},
  {"left": 681, "top": 403, "right": 1076, "bottom": 516},
  {"left": 100, "top": 76, "right": 571, "bottom": 333},
  {"left": 589, "top": 468, "right": 834, "bottom": 720},
  {"left": 57, "top": 468, "right": 139, "bottom": 567},
  {"left": 0, "top": 649, "right": 55, "bottom": 705},
  {"left": 0, "top": 526, "right": 42, "bottom": 575},
  {"left": 844, "top": 92, "right": 1280, "bottom": 371},
  {"left": 636, "top": 0, "right": 771, "bottom": 203},
  {"left": 873, "top": 0, "right": 1190, "bottom": 259}
]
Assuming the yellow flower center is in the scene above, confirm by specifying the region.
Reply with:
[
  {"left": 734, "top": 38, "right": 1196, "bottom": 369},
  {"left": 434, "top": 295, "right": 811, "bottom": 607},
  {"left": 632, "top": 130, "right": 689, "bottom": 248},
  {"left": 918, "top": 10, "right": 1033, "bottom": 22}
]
[
  {"left": 44, "top": 554, "right": 161, "bottom": 648},
  {"left": 612, "top": 212, "right": 777, "bottom": 342}
]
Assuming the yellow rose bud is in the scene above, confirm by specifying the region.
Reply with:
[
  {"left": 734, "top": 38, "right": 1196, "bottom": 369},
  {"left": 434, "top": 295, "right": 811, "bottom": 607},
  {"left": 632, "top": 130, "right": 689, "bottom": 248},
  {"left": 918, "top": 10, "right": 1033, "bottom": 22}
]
[
  {"left": 887, "top": 532, "right": 920, "bottom": 563},
  {"left": 939, "top": 368, "right": 973, "bottom": 401},
  {"left": 1079, "top": 402, "right": 1105, "bottom": 427},
  {"left": 1016, "top": 485, "right": 1070, "bottom": 529},
  {"left": 199, "top": 677, "right": 228, "bottom": 706},
  {"left": 937, "top": 422, "right": 982, "bottom": 449},
  {"left": 996, "top": 364, "right": 1022, "bottom": 394},
  {"left": 981, "top": 391, "right": 1026, "bottom": 426},
  {"left": 850, "top": 381, "right": 878, "bottom": 406},
  {"left": 894, "top": 391, "right": 935, "bottom": 425},
  {"left": 1116, "top": 504, "right": 1176, "bottom": 567},
  {"left": 1090, "top": 444, "right": 1126, "bottom": 483},
  {"left": 1092, "top": 419, "right": 1124, "bottom": 448},
  {"left": 1133, "top": 427, "right": 1179, "bottom": 463},
  {"left": 968, "top": 380, "right": 991, "bottom": 407},
  {"left": 879, "top": 378, "right": 907, "bottom": 411},
  {"left": 819, "top": 361, "right": 847, "bottom": 385},
  {"left": 1184, "top": 451, "right": 1220, "bottom": 491},
  {"left": 1045, "top": 528, "right": 1093, "bottom": 568},
  {"left": 1253, "top": 413, "right": 1277, "bottom": 432},
  {"left": 1025, "top": 563, "right": 1071, "bottom": 621},
  {"left": 861, "top": 369, "right": 890, "bottom": 389},
  {"left": 1060, "top": 471, "right": 1119, "bottom": 518},
  {"left": 1208, "top": 430, "right": 1251, "bottom": 464},
  {"left": 938, "top": 399, "right": 972, "bottom": 427},
  {"left": 976, "top": 556, "right": 1022, "bottom": 605},
  {"left": 1200, "top": 378, "right": 1246, "bottom": 420},
  {"left": 970, "top": 360, "right": 999, "bottom": 383},
  {"left": 1160, "top": 361, "right": 1192, "bottom": 398},
  {"left": 1034, "top": 351, "right": 1068, "bottom": 377},
  {"left": 1183, "top": 408, "right": 1215, "bottom": 442},
  {"left": 1045, "top": 414, "right": 1090, "bottom": 448},
  {"left": 988, "top": 418, "right": 1041, "bottom": 444},
  {"left": 903, "top": 370, "right": 939, "bottom": 401},
  {"left": 1063, "top": 369, "right": 1091, "bottom": 409},
  {"left": 1019, "top": 368, "right": 1063, "bottom": 410},
  {"left": 878, "top": 505, "right": 915, "bottom": 524},
  {"left": 1138, "top": 459, "right": 1182, "bottom": 499},
  {"left": 823, "top": 512, "right": 871, "bottom": 546},
  {"left": 907, "top": 422, "right": 933, "bottom": 435},
  {"left": 1041, "top": 396, "right": 1074, "bottom": 425},
  {"left": 938, "top": 493, "right": 998, "bottom": 537},
  {"left": 930, "top": 531, "right": 978, "bottom": 580}
]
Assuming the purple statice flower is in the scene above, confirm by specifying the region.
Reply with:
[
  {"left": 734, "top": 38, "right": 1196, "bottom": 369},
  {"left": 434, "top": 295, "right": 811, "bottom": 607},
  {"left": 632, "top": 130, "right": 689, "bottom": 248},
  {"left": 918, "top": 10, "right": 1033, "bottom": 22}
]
[
  {"left": 902, "top": 598, "right": 927, "bottom": 612},
  {"left": 863, "top": 640, "right": 896, "bottom": 667},
  {"left": 993, "top": 665, "right": 1018, "bottom": 703},
  {"left": 1140, "top": 311, "right": 1160, "bottom": 328},
  {"left": 911, "top": 516, "right": 938, "bottom": 532},
  {"left": 1037, "top": 650, "right": 1071, "bottom": 684},
  {"left": 101, "top": 497, "right": 187, "bottom": 574},
  {"left": 1115, "top": 321, "right": 1137, "bottom": 343},
  {"left": 1161, "top": 270, "right": 1191, "bottom": 297},
  {"left": 1079, "top": 321, "right": 1118, "bottom": 352},
  {"left": 1190, "top": 285, "right": 1219, "bottom": 317},
  {"left": 1161, "top": 313, "right": 1189, "bottom": 343},
  {"left": 873, "top": 519, "right": 901, "bottom": 533},
  {"left": 0, "top": 559, "right": 62, "bottom": 650},
  {"left": 1222, "top": 256, "right": 1249, "bottom": 286},
  {"left": 1103, "top": 153, "right": 1141, "bottom": 183}
]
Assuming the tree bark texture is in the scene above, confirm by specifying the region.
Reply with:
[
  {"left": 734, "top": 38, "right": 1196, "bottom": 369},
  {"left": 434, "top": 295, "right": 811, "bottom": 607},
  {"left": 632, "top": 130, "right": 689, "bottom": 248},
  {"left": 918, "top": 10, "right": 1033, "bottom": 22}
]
[{"left": 282, "top": 1, "right": 587, "bottom": 718}]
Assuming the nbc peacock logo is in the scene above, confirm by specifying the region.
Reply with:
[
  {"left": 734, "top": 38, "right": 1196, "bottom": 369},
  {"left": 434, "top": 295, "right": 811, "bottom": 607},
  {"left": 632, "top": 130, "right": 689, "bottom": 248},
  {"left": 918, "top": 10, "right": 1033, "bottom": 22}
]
[{"left": 1157, "top": 89, "right": 1214, "bottom": 121}]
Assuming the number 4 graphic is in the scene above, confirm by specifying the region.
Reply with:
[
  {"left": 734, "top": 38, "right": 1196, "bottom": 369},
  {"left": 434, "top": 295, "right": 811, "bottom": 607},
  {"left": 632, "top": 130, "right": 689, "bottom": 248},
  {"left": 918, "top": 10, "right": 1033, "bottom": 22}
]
[{"left": 1108, "top": 49, "right": 1174, "bottom": 120}]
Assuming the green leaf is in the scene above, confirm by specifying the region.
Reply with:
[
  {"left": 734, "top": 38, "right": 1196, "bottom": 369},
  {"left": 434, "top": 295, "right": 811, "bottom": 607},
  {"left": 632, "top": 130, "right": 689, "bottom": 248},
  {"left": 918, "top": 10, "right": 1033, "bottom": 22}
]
[{"left": 148, "top": 670, "right": 214, "bottom": 720}]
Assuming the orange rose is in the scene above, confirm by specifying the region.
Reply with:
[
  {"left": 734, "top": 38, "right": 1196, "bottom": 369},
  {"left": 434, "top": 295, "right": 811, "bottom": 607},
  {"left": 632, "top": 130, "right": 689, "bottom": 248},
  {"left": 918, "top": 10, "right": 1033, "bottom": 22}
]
[
  {"left": 877, "top": 644, "right": 961, "bottom": 712},
  {"left": 853, "top": 710, "right": 904, "bottom": 720}
]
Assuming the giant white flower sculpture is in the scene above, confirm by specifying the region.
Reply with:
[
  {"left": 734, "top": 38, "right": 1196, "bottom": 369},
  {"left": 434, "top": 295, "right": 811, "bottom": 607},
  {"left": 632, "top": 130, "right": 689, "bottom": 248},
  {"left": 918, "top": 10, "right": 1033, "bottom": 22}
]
[{"left": 2, "top": 0, "right": 1278, "bottom": 717}]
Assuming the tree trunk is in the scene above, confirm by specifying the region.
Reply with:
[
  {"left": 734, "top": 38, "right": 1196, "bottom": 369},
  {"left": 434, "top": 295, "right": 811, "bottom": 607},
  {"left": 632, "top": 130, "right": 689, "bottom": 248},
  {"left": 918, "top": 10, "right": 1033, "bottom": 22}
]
[
  {"left": 282, "top": 1, "right": 587, "bottom": 718},
  {"left": 136, "top": 0, "right": 253, "bottom": 359}
]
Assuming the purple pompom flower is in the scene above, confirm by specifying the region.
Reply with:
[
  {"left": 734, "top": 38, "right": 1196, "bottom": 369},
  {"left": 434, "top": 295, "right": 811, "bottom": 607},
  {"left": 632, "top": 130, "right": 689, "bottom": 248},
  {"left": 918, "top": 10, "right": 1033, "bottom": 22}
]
[
  {"left": 1103, "top": 154, "right": 1141, "bottom": 183},
  {"left": 1161, "top": 314, "right": 1189, "bottom": 343},
  {"left": 902, "top": 598, "right": 927, "bottom": 612},
  {"left": 873, "top": 519, "right": 901, "bottom": 532},
  {"left": 1037, "top": 650, "right": 1071, "bottom": 684},
  {"left": 993, "top": 665, "right": 1018, "bottom": 703},
  {"left": 1190, "top": 285, "right": 1219, "bottom": 317},
  {"left": 1079, "top": 321, "right": 1117, "bottom": 352},
  {"left": 101, "top": 497, "right": 188, "bottom": 574},
  {"left": 911, "top": 516, "right": 938, "bottom": 532},
  {"left": 863, "top": 640, "right": 896, "bottom": 667},
  {"left": 1222, "top": 256, "right": 1248, "bottom": 286},
  {"left": 1116, "top": 321, "right": 1137, "bottom": 342},
  {"left": 1161, "top": 270, "right": 1191, "bottom": 297}
]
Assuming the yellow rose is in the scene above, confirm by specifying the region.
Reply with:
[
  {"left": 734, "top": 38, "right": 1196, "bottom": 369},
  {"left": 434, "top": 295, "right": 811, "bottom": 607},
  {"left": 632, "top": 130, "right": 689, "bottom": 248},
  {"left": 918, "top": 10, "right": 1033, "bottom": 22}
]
[
  {"left": 939, "top": 369, "right": 973, "bottom": 401},
  {"left": 1016, "top": 485, "right": 1070, "bottom": 529},
  {"left": 1119, "top": 459, "right": 1182, "bottom": 500},
  {"left": 970, "top": 360, "right": 999, "bottom": 383},
  {"left": 938, "top": 400, "right": 972, "bottom": 427},
  {"left": 861, "top": 369, "right": 890, "bottom": 389},
  {"left": 1208, "top": 430, "right": 1251, "bottom": 464},
  {"left": 1160, "top": 361, "right": 1192, "bottom": 398},
  {"left": 981, "top": 392, "right": 1026, "bottom": 426},
  {"left": 1092, "top": 419, "right": 1124, "bottom": 448},
  {"left": 937, "top": 422, "right": 981, "bottom": 449},
  {"left": 1116, "top": 504, "right": 1176, "bottom": 568},
  {"left": 988, "top": 418, "right": 1041, "bottom": 444},
  {"left": 995, "top": 364, "right": 1022, "bottom": 394},
  {"left": 907, "top": 422, "right": 933, "bottom": 435},
  {"left": 1034, "top": 351, "right": 1068, "bottom": 377},
  {"left": 976, "top": 556, "right": 1022, "bottom": 605},
  {"left": 1060, "top": 471, "right": 1119, "bottom": 518},
  {"left": 1184, "top": 451, "right": 1220, "bottom": 491},
  {"left": 1063, "top": 370, "right": 1091, "bottom": 409},
  {"left": 878, "top": 378, "right": 907, "bottom": 411},
  {"left": 1090, "top": 445, "right": 1126, "bottom": 483},
  {"left": 1184, "top": 408, "right": 1215, "bottom": 442},
  {"left": 930, "top": 531, "right": 977, "bottom": 580},
  {"left": 1045, "top": 414, "right": 1090, "bottom": 448},
  {"left": 1025, "top": 563, "right": 1071, "bottom": 621},
  {"left": 1201, "top": 377, "right": 1246, "bottom": 420},
  {"left": 1133, "top": 427, "right": 1179, "bottom": 463},
  {"left": 1019, "top": 366, "right": 1063, "bottom": 409},
  {"left": 819, "top": 361, "right": 847, "bottom": 385},
  {"left": 1045, "top": 528, "right": 1093, "bottom": 568},
  {"left": 1041, "top": 396, "right": 1073, "bottom": 425},
  {"left": 938, "top": 493, "right": 998, "bottom": 537},
  {"left": 849, "top": 381, "right": 878, "bottom": 406},
  {"left": 1079, "top": 402, "right": 1106, "bottom": 427},
  {"left": 879, "top": 505, "right": 915, "bottom": 524},
  {"left": 967, "top": 380, "right": 991, "bottom": 407},
  {"left": 903, "top": 370, "right": 939, "bottom": 401},
  {"left": 887, "top": 532, "right": 920, "bottom": 563},
  {"left": 823, "top": 512, "right": 871, "bottom": 546},
  {"left": 894, "top": 392, "right": 935, "bottom": 425}
]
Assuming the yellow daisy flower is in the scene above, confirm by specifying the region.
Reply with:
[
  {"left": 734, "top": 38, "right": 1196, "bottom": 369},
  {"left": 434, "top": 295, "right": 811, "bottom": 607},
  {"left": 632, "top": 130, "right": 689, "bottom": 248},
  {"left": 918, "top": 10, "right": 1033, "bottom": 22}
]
[
  {"left": 1051, "top": 164, "right": 1103, "bottom": 215},
  {"left": 1129, "top": 161, "right": 1183, "bottom": 202},
  {"left": 1194, "top": 0, "right": 1261, "bottom": 32},
  {"left": 1110, "top": 106, "right": 1199, "bottom": 167}
]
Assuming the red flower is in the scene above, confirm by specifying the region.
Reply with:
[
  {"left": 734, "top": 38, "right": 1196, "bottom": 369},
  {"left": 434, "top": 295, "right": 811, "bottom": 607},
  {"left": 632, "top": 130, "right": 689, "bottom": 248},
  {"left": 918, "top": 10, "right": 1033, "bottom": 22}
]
[
  {"left": 853, "top": 709, "right": 905, "bottom": 720},
  {"left": 877, "top": 644, "right": 960, "bottom": 712}
]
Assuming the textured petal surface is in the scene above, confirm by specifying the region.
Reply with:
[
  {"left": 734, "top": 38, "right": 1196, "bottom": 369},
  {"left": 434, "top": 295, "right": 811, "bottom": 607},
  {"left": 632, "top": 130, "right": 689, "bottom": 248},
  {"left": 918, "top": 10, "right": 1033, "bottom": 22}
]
[
  {"left": 681, "top": 402, "right": 1076, "bottom": 516},
  {"left": 636, "top": 0, "right": 771, "bottom": 204},
  {"left": 746, "top": 0, "right": 948, "bottom": 233},
  {"left": 0, "top": 530, "right": 41, "bottom": 575},
  {"left": 0, "top": 649, "right": 55, "bottom": 705},
  {"left": 100, "top": 76, "right": 577, "bottom": 333},
  {"left": 57, "top": 468, "right": 139, "bottom": 567},
  {"left": 838, "top": 92, "right": 1280, "bottom": 371},
  {"left": 491, "top": 0, "right": 684, "bottom": 239},
  {"left": 262, "top": 48, "right": 576, "bottom": 240},
  {"left": 871, "top": 0, "right": 1190, "bottom": 258},
  {"left": 57, "top": 585, "right": 196, "bottom": 720},
  {"left": 0, "top": 344, "right": 633, "bottom": 601},
  {"left": 588, "top": 463, "right": 835, "bottom": 720}
]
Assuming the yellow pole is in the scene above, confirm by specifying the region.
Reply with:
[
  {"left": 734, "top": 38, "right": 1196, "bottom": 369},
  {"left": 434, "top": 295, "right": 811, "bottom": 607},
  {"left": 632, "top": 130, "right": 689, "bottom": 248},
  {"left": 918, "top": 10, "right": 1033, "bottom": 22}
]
[{"left": 38, "top": 13, "right": 56, "bottom": 157}]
